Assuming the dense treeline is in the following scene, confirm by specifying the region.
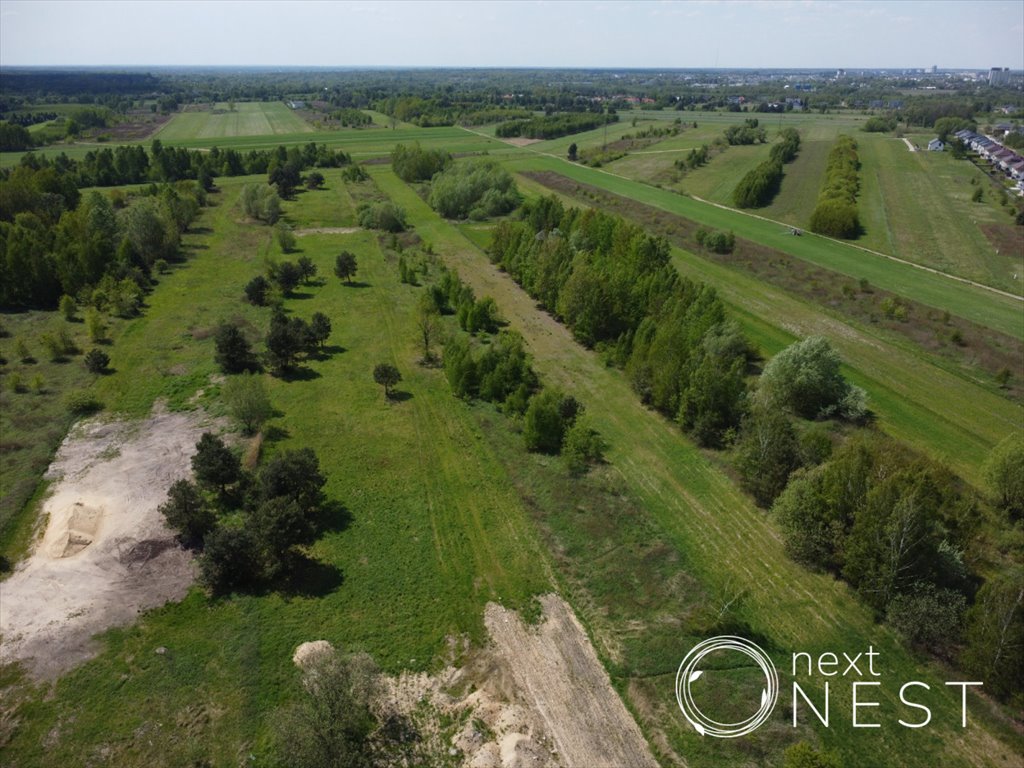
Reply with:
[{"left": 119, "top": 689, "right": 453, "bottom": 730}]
[
  {"left": 3, "top": 140, "right": 350, "bottom": 195},
  {"left": 731, "top": 128, "right": 800, "bottom": 208},
  {"left": 770, "top": 429, "right": 1024, "bottom": 698},
  {"left": 489, "top": 196, "right": 750, "bottom": 447},
  {"left": 0, "top": 122, "right": 33, "bottom": 151},
  {"left": 495, "top": 112, "right": 618, "bottom": 140},
  {"left": 0, "top": 166, "right": 205, "bottom": 308},
  {"left": 809, "top": 135, "right": 861, "bottom": 238}
]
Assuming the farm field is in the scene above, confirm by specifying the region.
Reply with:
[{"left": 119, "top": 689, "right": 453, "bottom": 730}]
[
  {"left": 372, "top": 165, "right": 1022, "bottom": 767},
  {"left": 152, "top": 101, "right": 312, "bottom": 140}
]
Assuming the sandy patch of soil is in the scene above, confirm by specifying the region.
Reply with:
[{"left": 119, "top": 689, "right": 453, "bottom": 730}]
[
  {"left": 294, "top": 226, "right": 361, "bottom": 237},
  {"left": 501, "top": 137, "right": 544, "bottom": 147},
  {"left": 0, "top": 405, "right": 215, "bottom": 679},
  {"left": 376, "top": 594, "right": 658, "bottom": 768}
]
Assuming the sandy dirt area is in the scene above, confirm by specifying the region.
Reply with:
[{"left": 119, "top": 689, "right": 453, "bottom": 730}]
[
  {"left": 373, "top": 594, "right": 659, "bottom": 768},
  {"left": 294, "top": 226, "right": 361, "bottom": 236},
  {"left": 0, "top": 406, "right": 214, "bottom": 679},
  {"left": 500, "top": 137, "right": 544, "bottom": 147}
]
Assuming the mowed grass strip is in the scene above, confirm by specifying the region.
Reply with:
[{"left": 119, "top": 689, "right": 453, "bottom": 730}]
[
  {"left": 1, "top": 175, "right": 548, "bottom": 765},
  {"left": 372, "top": 166, "right": 1021, "bottom": 767},
  {"left": 502, "top": 154, "right": 1024, "bottom": 338},
  {"left": 857, "top": 136, "right": 1022, "bottom": 294}
]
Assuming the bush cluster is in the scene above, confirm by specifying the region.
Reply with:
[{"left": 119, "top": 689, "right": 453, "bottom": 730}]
[
  {"left": 390, "top": 142, "right": 451, "bottom": 182},
  {"left": 428, "top": 159, "right": 521, "bottom": 221}
]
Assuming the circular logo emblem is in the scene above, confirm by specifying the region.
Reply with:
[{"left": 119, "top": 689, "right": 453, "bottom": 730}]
[{"left": 675, "top": 635, "right": 779, "bottom": 738}]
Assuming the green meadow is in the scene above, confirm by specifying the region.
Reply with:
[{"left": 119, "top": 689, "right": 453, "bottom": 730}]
[{"left": 500, "top": 153, "right": 1024, "bottom": 337}]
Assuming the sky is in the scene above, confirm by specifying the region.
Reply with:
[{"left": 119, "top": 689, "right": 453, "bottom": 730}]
[{"left": 1, "top": 0, "right": 1022, "bottom": 70}]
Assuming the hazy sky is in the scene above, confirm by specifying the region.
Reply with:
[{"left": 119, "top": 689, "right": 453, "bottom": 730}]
[{"left": 1, "top": 0, "right": 1022, "bottom": 70}]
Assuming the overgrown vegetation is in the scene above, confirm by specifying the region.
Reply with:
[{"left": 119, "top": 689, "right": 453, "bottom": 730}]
[{"left": 489, "top": 196, "right": 751, "bottom": 448}]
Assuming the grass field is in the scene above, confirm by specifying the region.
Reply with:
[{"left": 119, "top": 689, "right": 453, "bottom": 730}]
[
  {"left": 1, "top": 174, "right": 550, "bottom": 764},
  {"left": 857, "top": 137, "right": 1023, "bottom": 293},
  {"left": 372, "top": 165, "right": 1022, "bottom": 767},
  {"left": 152, "top": 101, "right": 312, "bottom": 141}
]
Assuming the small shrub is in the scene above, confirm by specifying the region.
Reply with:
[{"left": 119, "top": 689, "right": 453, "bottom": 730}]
[
  {"left": 84, "top": 348, "right": 110, "bottom": 373},
  {"left": 14, "top": 339, "right": 33, "bottom": 363},
  {"left": 65, "top": 390, "right": 103, "bottom": 415},
  {"left": 6, "top": 372, "right": 24, "bottom": 394},
  {"left": 59, "top": 294, "right": 77, "bottom": 321},
  {"left": 85, "top": 308, "right": 108, "bottom": 343}
]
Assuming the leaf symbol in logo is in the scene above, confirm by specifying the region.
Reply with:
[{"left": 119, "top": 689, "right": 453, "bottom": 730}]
[
  {"left": 689, "top": 670, "right": 703, "bottom": 683},
  {"left": 761, "top": 689, "right": 768, "bottom": 707}
]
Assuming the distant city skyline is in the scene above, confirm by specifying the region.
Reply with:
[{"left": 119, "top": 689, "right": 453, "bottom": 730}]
[{"left": 1, "top": 0, "right": 1022, "bottom": 71}]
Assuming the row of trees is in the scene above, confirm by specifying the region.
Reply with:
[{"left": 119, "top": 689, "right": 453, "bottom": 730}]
[
  {"left": 731, "top": 128, "right": 800, "bottom": 208},
  {"left": 495, "top": 112, "right": 618, "bottom": 140},
  {"left": 809, "top": 135, "right": 861, "bottom": 238},
  {"left": 5, "top": 140, "right": 351, "bottom": 196},
  {"left": 488, "top": 197, "right": 750, "bottom": 448}
]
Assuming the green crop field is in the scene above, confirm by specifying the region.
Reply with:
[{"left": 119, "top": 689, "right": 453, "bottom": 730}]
[{"left": 153, "top": 101, "right": 313, "bottom": 141}]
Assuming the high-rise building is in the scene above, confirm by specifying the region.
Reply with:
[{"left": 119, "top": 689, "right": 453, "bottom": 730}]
[{"left": 989, "top": 67, "right": 1011, "bottom": 86}]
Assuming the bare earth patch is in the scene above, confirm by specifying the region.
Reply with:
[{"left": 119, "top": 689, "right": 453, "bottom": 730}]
[
  {"left": 294, "top": 226, "right": 361, "bottom": 237},
  {"left": 501, "top": 137, "right": 543, "bottom": 147},
  {"left": 377, "top": 594, "right": 658, "bottom": 768},
  {"left": 0, "top": 405, "right": 215, "bottom": 680}
]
